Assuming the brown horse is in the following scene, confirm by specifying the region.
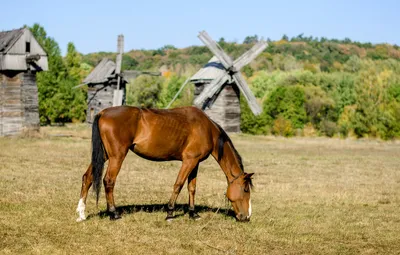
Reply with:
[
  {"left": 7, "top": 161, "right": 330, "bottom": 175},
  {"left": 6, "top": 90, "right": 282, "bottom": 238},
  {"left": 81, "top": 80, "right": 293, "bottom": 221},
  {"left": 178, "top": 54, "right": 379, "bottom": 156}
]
[{"left": 76, "top": 106, "right": 253, "bottom": 222}]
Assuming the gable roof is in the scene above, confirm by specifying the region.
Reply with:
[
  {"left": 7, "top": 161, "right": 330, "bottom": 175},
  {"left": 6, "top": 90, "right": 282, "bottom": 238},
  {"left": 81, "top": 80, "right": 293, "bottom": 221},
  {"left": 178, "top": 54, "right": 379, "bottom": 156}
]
[
  {"left": 83, "top": 58, "right": 117, "bottom": 84},
  {"left": 190, "top": 56, "right": 227, "bottom": 84},
  {"left": 0, "top": 28, "right": 24, "bottom": 53}
]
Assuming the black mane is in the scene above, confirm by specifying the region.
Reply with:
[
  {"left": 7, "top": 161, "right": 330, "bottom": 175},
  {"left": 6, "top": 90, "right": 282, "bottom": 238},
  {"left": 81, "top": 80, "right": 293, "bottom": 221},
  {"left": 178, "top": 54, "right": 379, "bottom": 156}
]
[{"left": 214, "top": 121, "right": 244, "bottom": 172}]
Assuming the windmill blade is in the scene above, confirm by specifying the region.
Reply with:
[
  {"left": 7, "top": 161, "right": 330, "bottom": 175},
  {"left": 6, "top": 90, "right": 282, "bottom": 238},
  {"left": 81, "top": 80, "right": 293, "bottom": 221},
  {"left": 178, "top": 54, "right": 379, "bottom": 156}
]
[
  {"left": 232, "top": 72, "right": 262, "bottom": 115},
  {"left": 198, "top": 31, "right": 233, "bottom": 70},
  {"left": 233, "top": 40, "right": 268, "bottom": 71},
  {"left": 193, "top": 73, "right": 229, "bottom": 107},
  {"left": 115, "top": 34, "right": 124, "bottom": 75}
]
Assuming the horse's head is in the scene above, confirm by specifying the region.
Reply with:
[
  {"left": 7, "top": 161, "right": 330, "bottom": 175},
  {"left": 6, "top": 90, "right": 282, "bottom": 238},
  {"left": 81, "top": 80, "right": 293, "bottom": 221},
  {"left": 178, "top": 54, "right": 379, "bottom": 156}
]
[{"left": 226, "top": 172, "right": 254, "bottom": 222}]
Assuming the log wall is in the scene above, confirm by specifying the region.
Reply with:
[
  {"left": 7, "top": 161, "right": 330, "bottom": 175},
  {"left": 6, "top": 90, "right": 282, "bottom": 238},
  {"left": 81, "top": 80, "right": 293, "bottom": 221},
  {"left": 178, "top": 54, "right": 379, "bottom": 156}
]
[
  {"left": 195, "top": 82, "right": 241, "bottom": 132},
  {"left": 0, "top": 71, "right": 39, "bottom": 136}
]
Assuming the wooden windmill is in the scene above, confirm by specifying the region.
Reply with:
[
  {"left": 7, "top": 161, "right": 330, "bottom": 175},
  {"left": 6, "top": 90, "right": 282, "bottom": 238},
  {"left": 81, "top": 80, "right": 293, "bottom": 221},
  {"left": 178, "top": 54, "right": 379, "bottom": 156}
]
[
  {"left": 191, "top": 31, "right": 268, "bottom": 132},
  {"left": 78, "top": 35, "right": 160, "bottom": 123}
]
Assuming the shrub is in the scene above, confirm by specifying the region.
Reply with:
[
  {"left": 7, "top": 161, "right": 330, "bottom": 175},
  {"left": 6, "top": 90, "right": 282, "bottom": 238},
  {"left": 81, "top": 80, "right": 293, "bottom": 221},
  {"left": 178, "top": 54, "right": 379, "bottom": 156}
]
[
  {"left": 272, "top": 116, "right": 294, "bottom": 137},
  {"left": 264, "top": 85, "right": 307, "bottom": 129}
]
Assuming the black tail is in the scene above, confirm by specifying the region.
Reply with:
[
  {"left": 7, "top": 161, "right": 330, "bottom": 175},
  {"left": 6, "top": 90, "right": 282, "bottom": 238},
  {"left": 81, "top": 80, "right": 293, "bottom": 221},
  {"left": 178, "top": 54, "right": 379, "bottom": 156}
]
[{"left": 91, "top": 114, "right": 105, "bottom": 205}]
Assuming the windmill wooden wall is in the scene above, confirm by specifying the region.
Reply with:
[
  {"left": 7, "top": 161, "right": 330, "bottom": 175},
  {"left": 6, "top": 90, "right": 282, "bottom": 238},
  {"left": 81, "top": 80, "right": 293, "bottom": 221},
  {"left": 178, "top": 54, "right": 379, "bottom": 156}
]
[
  {"left": 194, "top": 82, "right": 241, "bottom": 132},
  {"left": 0, "top": 28, "right": 47, "bottom": 136},
  {"left": 86, "top": 81, "right": 125, "bottom": 123},
  {"left": 191, "top": 57, "right": 242, "bottom": 132},
  {"left": 83, "top": 59, "right": 127, "bottom": 123}
]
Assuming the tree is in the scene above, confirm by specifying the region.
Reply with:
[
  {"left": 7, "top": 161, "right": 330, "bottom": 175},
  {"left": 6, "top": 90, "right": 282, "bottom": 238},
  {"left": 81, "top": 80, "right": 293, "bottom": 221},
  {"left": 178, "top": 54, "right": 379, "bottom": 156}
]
[
  {"left": 126, "top": 76, "right": 164, "bottom": 108},
  {"left": 29, "top": 23, "right": 86, "bottom": 124},
  {"left": 243, "top": 35, "right": 259, "bottom": 44},
  {"left": 264, "top": 85, "right": 307, "bottom": 129},
  {"left": 65, "top": 42, "right": 82, "bottom": 82}
]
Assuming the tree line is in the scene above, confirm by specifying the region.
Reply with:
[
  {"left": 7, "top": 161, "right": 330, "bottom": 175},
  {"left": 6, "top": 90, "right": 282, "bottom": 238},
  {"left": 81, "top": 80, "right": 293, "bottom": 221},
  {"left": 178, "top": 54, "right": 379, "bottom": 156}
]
[{"left": 30, "top": 23, "right": 400, "bottom": 139}]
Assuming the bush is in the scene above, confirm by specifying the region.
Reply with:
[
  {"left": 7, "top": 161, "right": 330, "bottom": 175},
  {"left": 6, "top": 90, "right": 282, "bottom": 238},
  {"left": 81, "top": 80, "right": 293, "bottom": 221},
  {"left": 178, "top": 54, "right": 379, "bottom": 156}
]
[
  {"left": 126, "top": 76, "right": 164, "bottom": 108},
  {"left": 320, "top": 120, "right": 337, "bottom": 137},
  {"left": 272, "top": 116, "right": 294, "bottom": 137},
  {"left": 264, "top": 85, "right": 307, "bottom": 129},
  {"left": 240, "top": 97, "right": 270, "bottom": 135}
]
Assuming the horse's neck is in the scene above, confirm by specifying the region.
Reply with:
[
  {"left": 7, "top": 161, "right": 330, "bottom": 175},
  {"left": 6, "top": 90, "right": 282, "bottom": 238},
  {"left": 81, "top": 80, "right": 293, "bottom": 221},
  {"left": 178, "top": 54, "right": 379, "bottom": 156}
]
[{"left": 217, "top": 142, "right": 243, "bottom": 182}]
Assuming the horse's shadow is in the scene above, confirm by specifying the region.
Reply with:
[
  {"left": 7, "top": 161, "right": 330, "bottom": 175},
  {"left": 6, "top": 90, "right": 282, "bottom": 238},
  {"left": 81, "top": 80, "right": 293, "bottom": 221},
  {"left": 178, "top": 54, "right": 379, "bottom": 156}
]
[{"left": 87, "top": 203, "right": 235, "bottom": 220}]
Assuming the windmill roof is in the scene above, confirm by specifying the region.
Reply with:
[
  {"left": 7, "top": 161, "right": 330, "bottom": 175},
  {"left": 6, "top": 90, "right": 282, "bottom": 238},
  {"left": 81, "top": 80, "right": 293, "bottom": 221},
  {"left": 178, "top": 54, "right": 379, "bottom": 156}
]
[
  {"left": 0, "top": 28, "right": 24, "bottom": 53},
  {"left": 83, "top": 58, "right": 118, "bottom": 84},
  {"left": 190, "top": 56, "right": 227, "bottom": 84}
]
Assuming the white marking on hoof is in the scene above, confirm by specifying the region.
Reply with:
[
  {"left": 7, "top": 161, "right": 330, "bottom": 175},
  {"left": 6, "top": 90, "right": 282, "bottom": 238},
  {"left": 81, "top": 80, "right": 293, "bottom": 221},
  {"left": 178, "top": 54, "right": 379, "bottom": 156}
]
[
  {"left": 76, "top": 216, "right": 86, "bottom": 222},
  {"left": 76, "top": 198, "right": 86, "bottom": 222}
]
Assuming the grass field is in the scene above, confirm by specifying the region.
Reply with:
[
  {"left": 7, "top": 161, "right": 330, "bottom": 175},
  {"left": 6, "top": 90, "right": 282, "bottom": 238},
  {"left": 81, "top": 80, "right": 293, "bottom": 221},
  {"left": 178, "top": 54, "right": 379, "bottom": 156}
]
[{"left": 1, "top": 124, "right": 400, "bottom": 254}]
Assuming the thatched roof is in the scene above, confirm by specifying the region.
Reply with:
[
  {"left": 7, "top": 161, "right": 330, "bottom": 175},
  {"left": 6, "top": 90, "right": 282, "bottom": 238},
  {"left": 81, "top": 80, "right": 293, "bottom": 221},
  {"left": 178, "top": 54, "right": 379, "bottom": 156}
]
[
  {"left": 190, "top": 56, "right": 226, "bottom": 84},
  {"left": 0, "top": 28, "right": 24, "bottom": 53}
]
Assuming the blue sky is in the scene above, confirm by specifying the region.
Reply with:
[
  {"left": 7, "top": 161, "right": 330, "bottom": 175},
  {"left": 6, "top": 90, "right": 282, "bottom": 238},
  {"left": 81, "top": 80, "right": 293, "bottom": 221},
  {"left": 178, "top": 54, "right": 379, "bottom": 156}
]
[{"left": 1, "top": 0, "right": 399, "bottom": 55}]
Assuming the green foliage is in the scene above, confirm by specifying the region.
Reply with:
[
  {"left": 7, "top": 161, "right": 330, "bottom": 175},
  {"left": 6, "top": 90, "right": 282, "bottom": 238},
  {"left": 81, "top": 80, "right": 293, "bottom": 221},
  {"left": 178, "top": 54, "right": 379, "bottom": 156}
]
[
  {"left": 29, "top": 24, "right": 86, "bottom": 124},
  {"left": 240, "top": 97, "right": 270, "bottom": 135},
  {"left": 126, "top": 76, "right": 164, "bottom": 108},
  {"left": 65, "top": 42, "right": 83, "bottom": 81},
  {"left": 122, "top": 55, "right": 139, "bottom": 70},
  {"left": 243, "top": 35, "right": 259, "bottom": 44},
  {"left": 157, "top": 75, "right": 194, "bottom": 108},
  {"left": 272, "top": 116, "right": 294, "bottom": 137},
  {"left": 264, "top": 85, "right": 307, "bottom": 129},
  {"left": 304, "top": 86, "right": 335, "bottom": 127}
]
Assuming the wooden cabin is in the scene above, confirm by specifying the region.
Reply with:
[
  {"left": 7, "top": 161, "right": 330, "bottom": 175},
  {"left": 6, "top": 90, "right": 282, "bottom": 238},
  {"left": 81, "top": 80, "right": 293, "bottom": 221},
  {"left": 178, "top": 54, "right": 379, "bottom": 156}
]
[
  {"left": 83, "top": 58, "right": 127, "bottom": 123},
  {"left": 0, "top": 27, "right": 48, "bottom": 136},
  {"left": 190, "top": 57, "right": 241, "bottom": 132}
]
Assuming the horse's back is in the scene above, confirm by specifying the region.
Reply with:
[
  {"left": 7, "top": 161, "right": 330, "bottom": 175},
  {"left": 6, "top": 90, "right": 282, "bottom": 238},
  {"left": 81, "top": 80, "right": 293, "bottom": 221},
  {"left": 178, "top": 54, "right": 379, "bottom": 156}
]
[{"left": 132, "top": 106, "right": 215, "bottom": 160}]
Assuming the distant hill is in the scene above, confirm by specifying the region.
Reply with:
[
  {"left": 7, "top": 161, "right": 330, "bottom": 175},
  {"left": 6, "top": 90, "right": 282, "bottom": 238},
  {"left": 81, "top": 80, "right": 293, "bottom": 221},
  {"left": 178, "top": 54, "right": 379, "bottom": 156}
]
[{"left": 81, "top": 35, "right": 400, "bottom": 76}]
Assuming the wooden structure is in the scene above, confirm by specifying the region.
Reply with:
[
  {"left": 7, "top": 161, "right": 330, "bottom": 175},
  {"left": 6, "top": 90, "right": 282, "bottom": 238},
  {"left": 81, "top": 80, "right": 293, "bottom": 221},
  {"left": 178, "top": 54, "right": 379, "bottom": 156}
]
[
  {"left": 0, "top": 27, "right": 48, "bottom": 136},
  {"left": 80, "top": 35, "right": 161, "bottom": 123},
  {"left": 82, "top": 58, "right": 128, "bottom": 123},
  {"left": 191, "top": 31, "right": 267, "bottom": 132}
]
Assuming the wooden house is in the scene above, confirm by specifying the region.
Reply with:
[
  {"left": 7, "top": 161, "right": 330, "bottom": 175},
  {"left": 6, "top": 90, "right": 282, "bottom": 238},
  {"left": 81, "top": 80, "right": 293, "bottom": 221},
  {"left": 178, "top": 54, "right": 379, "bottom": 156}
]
[
  {"left": 0, "top": 27, "right": 48, "bottom": 136},
  {"left": 82, "top": 58, "right": 127, "bottom": 123},
  {"left": 190, "top": 57, "right": 241, "bottom": 132}
]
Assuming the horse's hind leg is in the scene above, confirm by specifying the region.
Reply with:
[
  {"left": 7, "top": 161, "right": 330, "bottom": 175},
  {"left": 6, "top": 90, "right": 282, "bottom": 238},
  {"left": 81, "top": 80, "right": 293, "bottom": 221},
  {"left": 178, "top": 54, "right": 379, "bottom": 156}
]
[
  {"left": 166, "top": 158, "right": 199, "bottom": 221},
  {"left": 103, "top": 155, "right": 126, "bottom": 220},
  {"left": 76, "top": 163, "right": 93, "bottom": 222},
  {"left": 188, "top": 164, "right": 200, "bottom": 220}
]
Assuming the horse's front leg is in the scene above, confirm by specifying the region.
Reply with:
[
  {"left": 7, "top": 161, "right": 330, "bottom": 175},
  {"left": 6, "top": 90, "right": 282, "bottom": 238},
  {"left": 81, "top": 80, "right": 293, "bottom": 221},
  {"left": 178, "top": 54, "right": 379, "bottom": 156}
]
[
  {"left": 188, "top": 164, "right": 200, "bottom": 220},
  {"left": 76, "top": 163, "right": 93, "bottom": 222},
  {"left": 166, "top": 158, "right": 199, "bottom": 221}
]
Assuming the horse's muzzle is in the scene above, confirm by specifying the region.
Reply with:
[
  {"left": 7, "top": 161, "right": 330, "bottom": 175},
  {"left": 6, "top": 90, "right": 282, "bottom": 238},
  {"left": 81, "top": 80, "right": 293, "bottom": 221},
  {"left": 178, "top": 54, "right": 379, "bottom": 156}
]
[{"left": 236, "top": 214, "right": 250, "bottom": 222}]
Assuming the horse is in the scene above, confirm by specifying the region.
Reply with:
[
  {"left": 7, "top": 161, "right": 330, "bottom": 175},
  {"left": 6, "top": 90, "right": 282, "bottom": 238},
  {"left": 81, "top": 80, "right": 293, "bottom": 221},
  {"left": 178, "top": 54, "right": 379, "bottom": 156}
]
[{"left": 76, "top": 106, "right": 254, "bottom": 222}]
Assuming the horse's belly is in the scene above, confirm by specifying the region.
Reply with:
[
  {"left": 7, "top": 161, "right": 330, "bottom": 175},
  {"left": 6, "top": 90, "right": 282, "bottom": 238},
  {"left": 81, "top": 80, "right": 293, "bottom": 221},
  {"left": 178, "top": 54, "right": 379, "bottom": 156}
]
[{"left": 132, "top": 141, "right": 182, "bottom": 161}]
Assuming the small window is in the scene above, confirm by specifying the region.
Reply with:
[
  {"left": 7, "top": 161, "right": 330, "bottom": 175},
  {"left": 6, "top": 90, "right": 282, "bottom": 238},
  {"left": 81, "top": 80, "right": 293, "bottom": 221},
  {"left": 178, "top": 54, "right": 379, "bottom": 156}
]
[{"left": 26, "top": 42, "right": 31, "bottom": 53}]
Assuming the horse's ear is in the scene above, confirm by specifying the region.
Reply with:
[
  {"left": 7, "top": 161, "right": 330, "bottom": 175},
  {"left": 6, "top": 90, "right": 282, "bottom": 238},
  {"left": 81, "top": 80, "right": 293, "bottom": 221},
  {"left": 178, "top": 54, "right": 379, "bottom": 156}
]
[{"left": 245, "top": 173, "right": 254, "bottom": 179}]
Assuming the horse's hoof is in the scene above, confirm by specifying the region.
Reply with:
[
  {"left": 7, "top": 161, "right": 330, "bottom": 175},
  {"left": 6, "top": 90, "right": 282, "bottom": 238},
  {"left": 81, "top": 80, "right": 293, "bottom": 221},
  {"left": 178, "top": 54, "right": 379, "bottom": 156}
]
[
  {"left": 76, "top": 217, "right": 86, "bottom": 222},
  {"left": 165, "top": 216, "right": 175, "bottom": 222}
]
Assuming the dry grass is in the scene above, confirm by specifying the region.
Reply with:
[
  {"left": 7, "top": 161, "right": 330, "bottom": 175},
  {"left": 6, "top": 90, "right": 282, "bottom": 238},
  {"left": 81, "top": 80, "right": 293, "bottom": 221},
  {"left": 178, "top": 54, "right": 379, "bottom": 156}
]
[{"left": 1, "top": 124, "right": 400, "bottom": 254}]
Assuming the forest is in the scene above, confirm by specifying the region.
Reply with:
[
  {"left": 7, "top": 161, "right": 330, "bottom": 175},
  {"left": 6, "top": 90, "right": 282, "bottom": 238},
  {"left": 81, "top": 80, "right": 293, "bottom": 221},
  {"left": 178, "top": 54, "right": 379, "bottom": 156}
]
[{"left": 30, "top": 24, "right": 400, "bottom": 139}]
